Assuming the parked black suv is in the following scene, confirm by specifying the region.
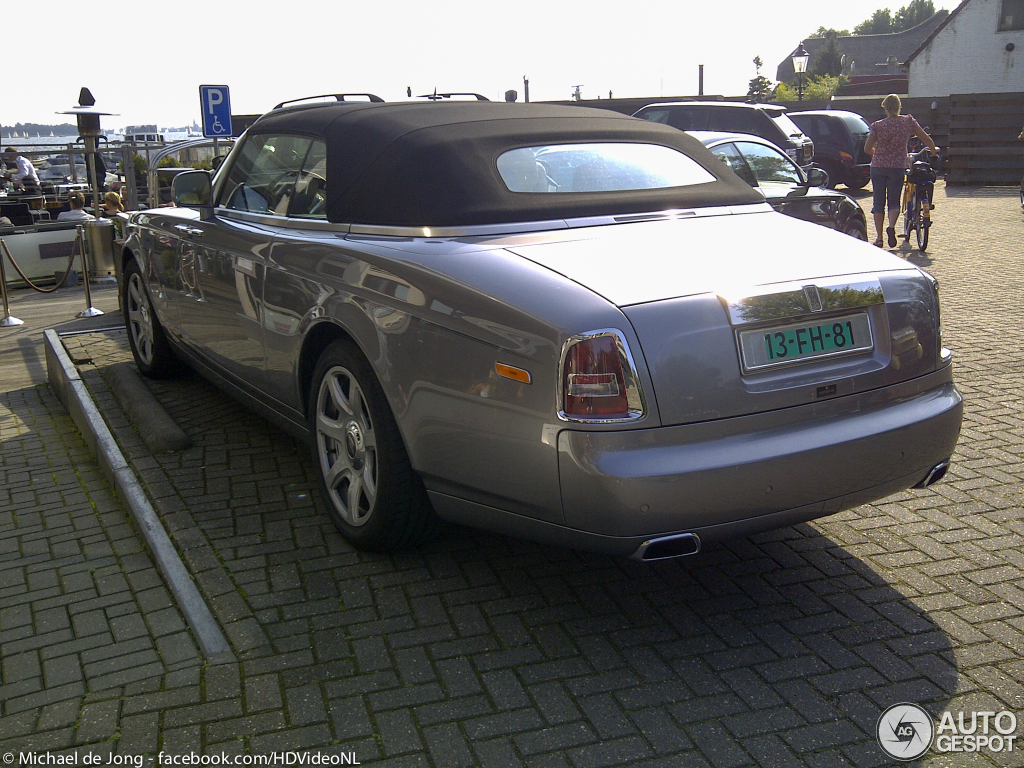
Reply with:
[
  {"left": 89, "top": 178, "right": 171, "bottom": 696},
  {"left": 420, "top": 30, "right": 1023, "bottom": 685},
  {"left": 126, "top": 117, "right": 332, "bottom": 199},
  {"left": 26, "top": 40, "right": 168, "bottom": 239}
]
[
  {"left": 789, "top": 110, "right": 872, "bottom": 190},
  {"left": 633, "top": 101, "right": 814, "bottom": 170}
]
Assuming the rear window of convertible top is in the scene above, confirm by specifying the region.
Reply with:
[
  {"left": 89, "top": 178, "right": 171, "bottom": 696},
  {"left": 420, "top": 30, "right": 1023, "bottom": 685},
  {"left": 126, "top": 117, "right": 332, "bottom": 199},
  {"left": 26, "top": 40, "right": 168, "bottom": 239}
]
[{"left": 497, "top": 143, "right": 716, "bottom": 194}]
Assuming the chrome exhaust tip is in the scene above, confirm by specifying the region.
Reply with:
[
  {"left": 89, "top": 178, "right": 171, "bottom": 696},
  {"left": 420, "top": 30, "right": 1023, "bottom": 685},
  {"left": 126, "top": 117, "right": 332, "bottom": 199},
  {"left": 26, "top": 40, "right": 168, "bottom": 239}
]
[
  {"left": 632, "top": 533, "right": 701, "bottom": 561},
  {"left": 914, "top": 460, "right": 950, "bottom": 489}
]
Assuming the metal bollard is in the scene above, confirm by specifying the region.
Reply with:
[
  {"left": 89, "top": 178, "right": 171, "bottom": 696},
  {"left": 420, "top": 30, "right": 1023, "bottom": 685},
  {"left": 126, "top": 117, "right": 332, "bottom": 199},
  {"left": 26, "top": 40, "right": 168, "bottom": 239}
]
[
  {"left": 0, "top": 239, "right": 25, "bottom": 327},
  {"left": 76, "top": 226, "right": 104, "bottom": 318}
]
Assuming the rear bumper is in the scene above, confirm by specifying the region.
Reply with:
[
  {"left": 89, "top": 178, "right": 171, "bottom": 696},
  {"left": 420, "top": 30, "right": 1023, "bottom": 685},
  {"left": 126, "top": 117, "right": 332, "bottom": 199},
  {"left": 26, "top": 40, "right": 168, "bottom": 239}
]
[{"left": 557, "top": 367, "right": 962, "bottom": 547}]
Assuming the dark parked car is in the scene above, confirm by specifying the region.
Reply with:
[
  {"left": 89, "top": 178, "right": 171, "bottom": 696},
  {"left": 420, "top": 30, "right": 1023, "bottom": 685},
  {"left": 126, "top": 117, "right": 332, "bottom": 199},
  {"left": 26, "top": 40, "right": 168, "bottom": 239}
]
[
  {"left": 691, "top": 131, "right": 868, "bottom": 240},
  {"left": 120, "top": 98, "right": 961, "bottom": 559},
  {"left": 634, "top": 101, "right": 815, "bottom": 169},
  {"left": 789, "top": 110, "right": 872, "bottom": 189}
]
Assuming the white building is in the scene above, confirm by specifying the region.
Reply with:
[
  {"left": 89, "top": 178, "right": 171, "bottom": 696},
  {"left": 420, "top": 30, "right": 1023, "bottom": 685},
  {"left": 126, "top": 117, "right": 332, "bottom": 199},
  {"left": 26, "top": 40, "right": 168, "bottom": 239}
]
[{"left": 907, "top": 0, "right": 1024, "bottom": 96}]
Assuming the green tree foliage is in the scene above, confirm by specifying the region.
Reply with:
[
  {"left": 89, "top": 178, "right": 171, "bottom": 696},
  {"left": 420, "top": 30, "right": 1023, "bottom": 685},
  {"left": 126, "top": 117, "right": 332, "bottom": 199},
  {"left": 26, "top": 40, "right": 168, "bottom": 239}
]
[
  {"left": 854, "top": 8, "right": 894, "bottom": 34},
  {"left": 808, "top": 25, "right": 851, "bottom": 38},
  {"left": 851, "top": 0, "right": 936, "bottom": 34},
  {"left": 804, "top": 74, "right": 846, "bottom": 100},
  {"left": 895, "top": 0, "right": 936, "bottom": 29},
  {"left": 748, "top": 56, "right": 775, "bottom": 102},
  {"left": 748, "top": 76, "right": 776, "bottom": 102},
  {"left": 812, "top": 31, "right": 845, "bottom": 76},
  {"left": 771, "top": 75, "right": 845, "bottom": 103},
  {"left": 773, "top": 82, "right": 797, "bottom": 101}
]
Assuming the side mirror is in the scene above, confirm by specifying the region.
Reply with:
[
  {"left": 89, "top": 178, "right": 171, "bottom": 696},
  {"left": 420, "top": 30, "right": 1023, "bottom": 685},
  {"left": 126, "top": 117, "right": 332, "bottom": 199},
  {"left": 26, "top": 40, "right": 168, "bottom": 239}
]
[
  {"left": 211, "top": 155, "right": 226, "bottom": 172},
  {"left": 805, "top": 167, "right": 829, "bottom": 188},
  {"left": 172, "top": 170, "right": 212, "bottom": 208}
]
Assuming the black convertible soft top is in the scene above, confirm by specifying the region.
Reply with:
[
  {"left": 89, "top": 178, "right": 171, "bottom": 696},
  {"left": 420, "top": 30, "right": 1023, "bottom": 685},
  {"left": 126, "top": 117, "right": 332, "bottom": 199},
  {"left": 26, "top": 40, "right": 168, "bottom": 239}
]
[{"left": 250, "top": 102, "right": 763, "bottom": 227}]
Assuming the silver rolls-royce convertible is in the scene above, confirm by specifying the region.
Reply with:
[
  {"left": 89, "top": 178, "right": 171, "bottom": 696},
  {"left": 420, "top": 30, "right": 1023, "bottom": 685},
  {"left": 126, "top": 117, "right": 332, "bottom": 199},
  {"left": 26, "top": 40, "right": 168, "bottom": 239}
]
[{"left": 120, "top": 97, "right": 962, "bottom": 560}]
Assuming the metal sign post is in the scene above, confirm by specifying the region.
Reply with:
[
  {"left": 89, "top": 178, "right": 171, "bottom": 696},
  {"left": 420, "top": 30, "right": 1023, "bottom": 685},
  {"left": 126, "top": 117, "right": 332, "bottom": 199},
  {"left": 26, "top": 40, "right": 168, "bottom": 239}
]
[
  {"left": 0, "top": 239, "right": 25, "bottom": 327},
  {"left": 199, "top": 85, "right": 233, "bottom": 139},
  {"left": 76, "top": 226, "right": 103, "bottom": 318}
]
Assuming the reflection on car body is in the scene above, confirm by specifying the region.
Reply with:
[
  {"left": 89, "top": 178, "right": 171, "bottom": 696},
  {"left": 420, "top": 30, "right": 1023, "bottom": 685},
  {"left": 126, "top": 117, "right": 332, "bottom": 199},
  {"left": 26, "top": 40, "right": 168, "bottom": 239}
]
[{"left": 119, "top": 98, "right": 962, "bottom": 560}]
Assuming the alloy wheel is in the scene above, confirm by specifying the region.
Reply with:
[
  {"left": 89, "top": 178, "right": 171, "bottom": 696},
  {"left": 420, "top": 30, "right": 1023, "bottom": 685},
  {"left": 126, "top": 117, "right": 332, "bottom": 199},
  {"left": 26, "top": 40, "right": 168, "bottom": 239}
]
[
  {"left": 126, "top": 272, "right": 155, "bottom": 366},
  {"left": 315, "top": 365, "right": 378, "bottom": 527}
]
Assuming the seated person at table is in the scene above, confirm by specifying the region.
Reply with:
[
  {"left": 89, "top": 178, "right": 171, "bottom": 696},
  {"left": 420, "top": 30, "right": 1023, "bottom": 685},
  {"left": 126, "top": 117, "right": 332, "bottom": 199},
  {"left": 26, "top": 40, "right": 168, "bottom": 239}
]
[
  {"left": 57, "top": 191, "right": 95, "bottom": 221},
  {"left": 101, "top": 191, "right": 124, "bottom": 216}
]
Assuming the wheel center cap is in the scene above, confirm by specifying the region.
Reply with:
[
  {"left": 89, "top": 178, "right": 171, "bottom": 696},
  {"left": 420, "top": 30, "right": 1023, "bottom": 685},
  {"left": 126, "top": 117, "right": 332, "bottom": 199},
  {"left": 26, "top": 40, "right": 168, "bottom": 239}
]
[{"left": 345, "top": 422, "right": 364, "bottom": 467}]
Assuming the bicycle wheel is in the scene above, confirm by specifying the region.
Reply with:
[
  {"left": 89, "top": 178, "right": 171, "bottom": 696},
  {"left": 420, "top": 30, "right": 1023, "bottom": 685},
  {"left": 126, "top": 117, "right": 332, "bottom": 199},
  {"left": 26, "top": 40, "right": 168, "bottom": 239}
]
[
  {"left": 903, "top": 185, "right": 916, "bottom": 246},
  {"left": 916, "top": 192, "right": 930, "bottom": 252}
]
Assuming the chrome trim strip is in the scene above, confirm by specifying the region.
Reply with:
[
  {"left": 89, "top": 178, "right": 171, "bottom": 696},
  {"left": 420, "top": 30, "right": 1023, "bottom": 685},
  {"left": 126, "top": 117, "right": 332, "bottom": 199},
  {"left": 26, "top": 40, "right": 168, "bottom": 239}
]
[
  {"left": 349, "top": 219, "right": 570, "bottom": 238},
  {"left": 556, "top": 329, "right": 647, "bottom": 424},
  {"left": 721, "top": 276, "right": 884, "bottom": 326},
  {"left": 215, "top": 208, "right": 349, "bottom": 233},
  {"left": 345, "top": 203, "right": 773, "bottom": 240}
]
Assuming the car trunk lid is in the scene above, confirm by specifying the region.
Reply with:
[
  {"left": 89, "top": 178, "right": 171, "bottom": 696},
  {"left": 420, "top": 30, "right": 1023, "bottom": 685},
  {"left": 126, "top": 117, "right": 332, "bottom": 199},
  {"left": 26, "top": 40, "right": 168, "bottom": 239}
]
[
  {"left": 508, "top": 209, "right": 940, "bottom": 427},
  {"left": 505, "top": 208, "right": 911, "bottom": 308}
]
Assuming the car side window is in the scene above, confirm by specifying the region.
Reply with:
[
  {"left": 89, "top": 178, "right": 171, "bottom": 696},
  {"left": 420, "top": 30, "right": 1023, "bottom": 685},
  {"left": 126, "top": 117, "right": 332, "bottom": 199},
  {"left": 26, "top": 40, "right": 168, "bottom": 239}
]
[
  {"left": 221, "top": 135, "right": 314, "bottom": 216},
  {"left": 712, "top": 108, "right": 761, "bottom": 136},
  {"left": 638, "top": 109, "right": 671, "bottom": 125},
  {"left": 288, "top": 140, "right": 328, "bottom": 219},
  {"left": 667, "top": 108, "right": 706, "bottom": 132},
  {"left": 709, "top": 143, "right": 757, "bottom": 187},
  {"left": 734, "top": 142, "right": 801, "bottom": 187}
]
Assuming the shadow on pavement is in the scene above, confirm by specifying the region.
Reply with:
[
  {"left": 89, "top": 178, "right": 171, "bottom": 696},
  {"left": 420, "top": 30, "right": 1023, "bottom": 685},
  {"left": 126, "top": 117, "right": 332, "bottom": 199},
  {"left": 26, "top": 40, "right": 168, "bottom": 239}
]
[{"left": 62, "top": 330, "right": 960, "bottom": 764}]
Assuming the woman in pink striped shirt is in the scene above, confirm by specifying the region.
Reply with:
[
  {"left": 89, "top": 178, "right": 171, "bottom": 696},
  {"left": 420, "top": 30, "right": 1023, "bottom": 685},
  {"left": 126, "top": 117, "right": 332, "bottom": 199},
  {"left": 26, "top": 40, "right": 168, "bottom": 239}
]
[{"left": 864, "top": 94, "right": 937, "bottom": 248}]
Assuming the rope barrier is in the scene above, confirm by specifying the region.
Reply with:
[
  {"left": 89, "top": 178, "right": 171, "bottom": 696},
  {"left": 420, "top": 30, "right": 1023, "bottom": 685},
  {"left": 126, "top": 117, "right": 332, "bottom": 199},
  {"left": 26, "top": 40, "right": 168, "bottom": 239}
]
[
  {"left": 0, "top": 232, "right": 81, "bottom": 294},
  {"left": 0, "top": 226, "right": 105, "bottom": 324}
]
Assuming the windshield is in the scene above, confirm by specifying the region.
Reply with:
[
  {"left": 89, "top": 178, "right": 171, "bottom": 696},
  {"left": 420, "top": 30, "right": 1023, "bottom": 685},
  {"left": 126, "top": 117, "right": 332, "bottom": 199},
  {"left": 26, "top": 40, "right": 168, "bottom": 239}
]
[{"left": 497, "top": 143, "right": 716, "bottom": 193}]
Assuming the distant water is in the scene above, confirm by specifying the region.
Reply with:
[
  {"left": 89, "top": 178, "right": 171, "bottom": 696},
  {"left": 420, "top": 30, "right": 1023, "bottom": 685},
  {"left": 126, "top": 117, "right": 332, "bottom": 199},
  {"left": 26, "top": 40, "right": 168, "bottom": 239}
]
[{"left": 2, "top": 135, "right": 82, "bottom": 148}]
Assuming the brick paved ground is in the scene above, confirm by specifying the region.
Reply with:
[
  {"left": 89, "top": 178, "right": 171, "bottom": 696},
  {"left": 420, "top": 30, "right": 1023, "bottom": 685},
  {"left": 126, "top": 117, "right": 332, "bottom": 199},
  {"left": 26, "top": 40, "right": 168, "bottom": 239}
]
[
  {"left": 0, "top": 383, "right": 204, "bottom": 754},
  {"left": 2, "top": 182, "right": 1023, "bottom": 766}
]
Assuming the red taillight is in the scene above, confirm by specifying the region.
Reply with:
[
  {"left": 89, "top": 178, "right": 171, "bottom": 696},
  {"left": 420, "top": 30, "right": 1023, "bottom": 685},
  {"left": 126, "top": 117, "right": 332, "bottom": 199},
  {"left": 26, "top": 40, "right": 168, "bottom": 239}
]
[
  {"left": 839, "top": 151, "right": 853, "bottom": 163},
  {"left": 562, "top": 335, "right": 630, "bottom": 417}
]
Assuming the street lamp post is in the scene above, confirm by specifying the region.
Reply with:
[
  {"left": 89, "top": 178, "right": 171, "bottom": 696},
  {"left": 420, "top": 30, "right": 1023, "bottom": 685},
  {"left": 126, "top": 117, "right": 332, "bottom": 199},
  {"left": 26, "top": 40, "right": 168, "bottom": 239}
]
[{"left": 792, "top": 43, "right": 809, "bottom": 101}]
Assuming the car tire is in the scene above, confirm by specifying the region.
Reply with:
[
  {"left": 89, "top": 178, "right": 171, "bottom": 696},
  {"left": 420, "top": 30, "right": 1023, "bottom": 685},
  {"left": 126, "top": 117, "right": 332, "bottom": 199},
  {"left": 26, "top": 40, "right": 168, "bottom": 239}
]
[
  {"left": 845, "top": 178, "right": 869, "bottom": 190},
  {"left": 310, "top": 339, "right": 437, "bottom": 551},
  {"left": 818, "top": 160, "right": 841, "bottom": 189},
  {"left": 844, "top": 221, "right": 868, "bottom": 241},
  {"left": 123, "top": 259, "right": 184, "bottom": 379}
]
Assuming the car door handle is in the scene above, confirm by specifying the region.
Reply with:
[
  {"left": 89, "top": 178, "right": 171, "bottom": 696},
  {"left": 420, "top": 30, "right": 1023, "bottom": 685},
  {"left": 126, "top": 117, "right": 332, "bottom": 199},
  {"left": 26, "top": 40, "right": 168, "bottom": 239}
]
[{"left": 174, "top": 225, "right": 204, "bottom": 238}]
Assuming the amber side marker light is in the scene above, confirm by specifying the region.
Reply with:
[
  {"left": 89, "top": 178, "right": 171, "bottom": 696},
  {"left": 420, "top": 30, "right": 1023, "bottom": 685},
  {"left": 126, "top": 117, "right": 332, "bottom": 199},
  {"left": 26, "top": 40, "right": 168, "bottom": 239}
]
[{"left": 495, "top": 363, "right": 532, "bottom": 384}]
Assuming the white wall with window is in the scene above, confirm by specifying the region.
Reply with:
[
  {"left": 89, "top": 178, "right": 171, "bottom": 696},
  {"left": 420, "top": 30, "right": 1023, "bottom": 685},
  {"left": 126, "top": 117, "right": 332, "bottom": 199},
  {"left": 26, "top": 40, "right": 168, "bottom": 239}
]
[{"left": 908, "top": 0, "right": 1024, "bottom": 96}]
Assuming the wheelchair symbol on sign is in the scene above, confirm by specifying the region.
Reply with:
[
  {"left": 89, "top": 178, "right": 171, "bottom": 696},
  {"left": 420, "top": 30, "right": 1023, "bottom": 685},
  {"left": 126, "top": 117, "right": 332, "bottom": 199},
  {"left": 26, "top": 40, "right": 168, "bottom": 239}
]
[{"left": 211, "top": 116, "right": 225, "bottom": 134}]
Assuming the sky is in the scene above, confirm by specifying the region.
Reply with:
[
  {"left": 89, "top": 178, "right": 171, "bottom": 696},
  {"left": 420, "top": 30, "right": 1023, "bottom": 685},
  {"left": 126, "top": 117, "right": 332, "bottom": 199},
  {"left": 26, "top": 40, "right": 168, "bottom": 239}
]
[{"left": 5, "top": 0, "right": 957, "bottom": 132}]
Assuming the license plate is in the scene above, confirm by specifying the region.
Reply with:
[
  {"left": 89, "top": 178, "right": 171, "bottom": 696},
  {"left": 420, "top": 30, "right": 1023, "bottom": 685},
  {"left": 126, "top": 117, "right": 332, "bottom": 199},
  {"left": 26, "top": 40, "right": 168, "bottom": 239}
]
[{"left": 739, "top": 312, "right": 873, "bottom": 371}]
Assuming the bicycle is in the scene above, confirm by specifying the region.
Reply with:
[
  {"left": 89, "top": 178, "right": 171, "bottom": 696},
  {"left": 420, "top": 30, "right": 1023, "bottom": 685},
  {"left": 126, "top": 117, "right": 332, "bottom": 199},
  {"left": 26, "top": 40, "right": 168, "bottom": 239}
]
[{"left": 900, "top": 148, "right": 938, "bottom": 252}]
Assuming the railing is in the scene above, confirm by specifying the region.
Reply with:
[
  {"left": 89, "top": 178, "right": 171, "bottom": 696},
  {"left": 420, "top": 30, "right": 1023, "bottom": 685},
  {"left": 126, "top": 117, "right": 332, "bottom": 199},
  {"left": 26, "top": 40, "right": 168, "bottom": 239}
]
[{"left": 2, "top": 137, "right": 233, "bottom": 213}]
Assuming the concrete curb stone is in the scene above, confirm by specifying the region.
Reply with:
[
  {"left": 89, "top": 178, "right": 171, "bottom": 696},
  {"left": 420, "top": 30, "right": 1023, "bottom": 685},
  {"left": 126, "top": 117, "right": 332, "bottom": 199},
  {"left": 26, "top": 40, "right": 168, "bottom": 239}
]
[{"left": 44, "top": 329, "right": 233, "bottom": 664}]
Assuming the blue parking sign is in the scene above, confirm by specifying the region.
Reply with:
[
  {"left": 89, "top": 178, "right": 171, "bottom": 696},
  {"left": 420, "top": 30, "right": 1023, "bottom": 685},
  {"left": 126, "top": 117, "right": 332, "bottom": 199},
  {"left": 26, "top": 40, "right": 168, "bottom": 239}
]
[{"left": 199, "top": 85, "right": 233, "bottom": 137}]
